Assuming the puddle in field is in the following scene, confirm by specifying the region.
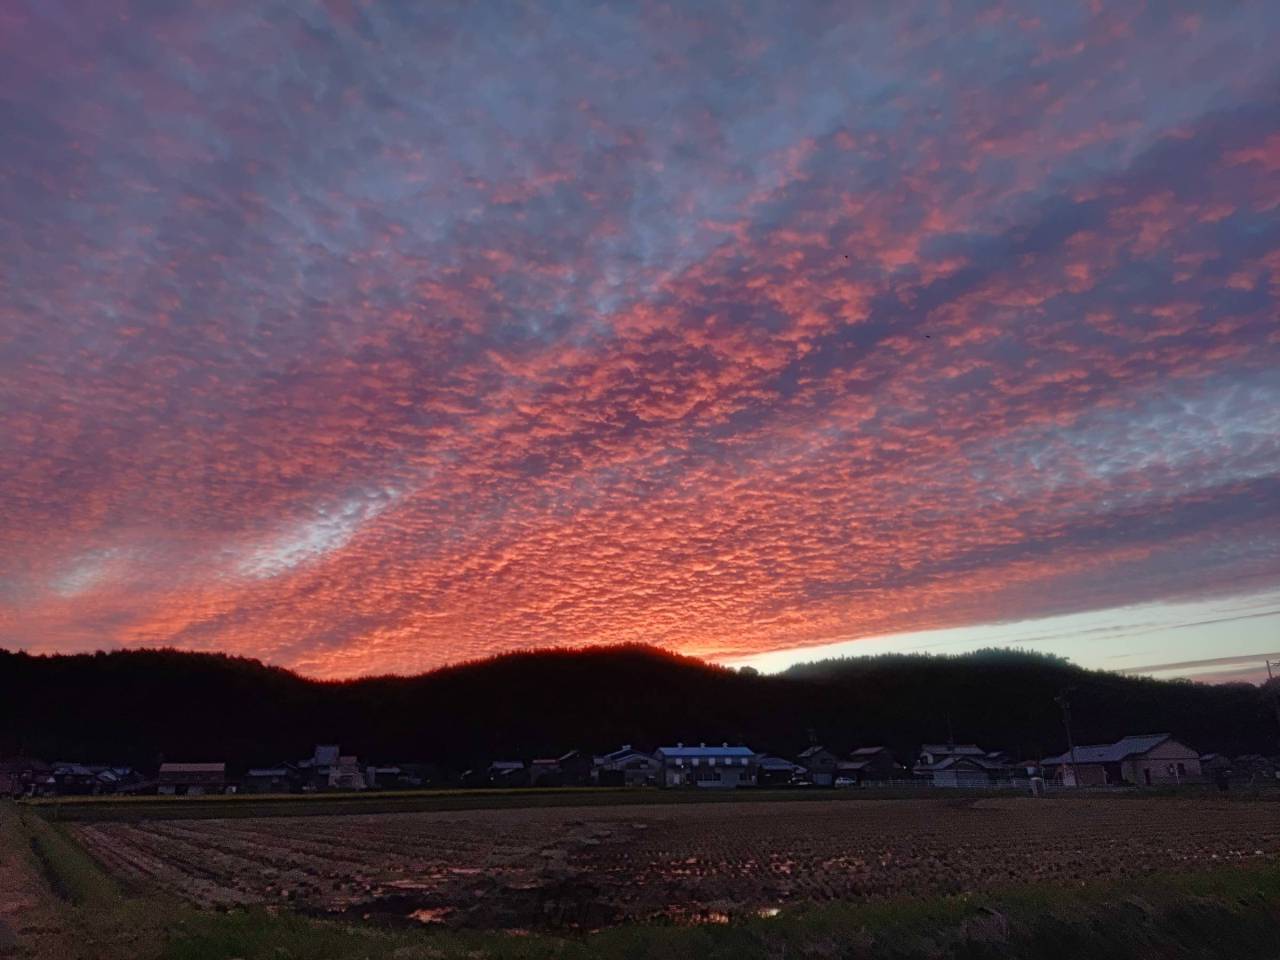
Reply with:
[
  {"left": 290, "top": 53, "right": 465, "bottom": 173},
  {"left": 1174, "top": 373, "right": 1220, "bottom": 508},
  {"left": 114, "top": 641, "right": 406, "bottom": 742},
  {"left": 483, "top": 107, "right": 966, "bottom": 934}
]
[{"left": 409, "top": 907, "right": 452, "bottom": 924}]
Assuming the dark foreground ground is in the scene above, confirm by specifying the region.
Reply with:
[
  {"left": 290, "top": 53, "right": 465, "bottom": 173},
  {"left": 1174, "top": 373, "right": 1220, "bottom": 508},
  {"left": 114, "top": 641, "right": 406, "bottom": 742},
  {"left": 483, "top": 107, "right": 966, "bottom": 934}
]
[{"left": 3, "top": 794, "right": 1280, "bottom": 960}]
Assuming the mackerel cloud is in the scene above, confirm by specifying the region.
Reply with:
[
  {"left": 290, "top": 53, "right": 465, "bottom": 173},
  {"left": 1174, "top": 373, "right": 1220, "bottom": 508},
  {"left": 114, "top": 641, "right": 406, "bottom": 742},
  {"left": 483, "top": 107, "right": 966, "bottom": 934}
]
[{"left": 1, "top": 1, "right": 1277, "bottom": 678}]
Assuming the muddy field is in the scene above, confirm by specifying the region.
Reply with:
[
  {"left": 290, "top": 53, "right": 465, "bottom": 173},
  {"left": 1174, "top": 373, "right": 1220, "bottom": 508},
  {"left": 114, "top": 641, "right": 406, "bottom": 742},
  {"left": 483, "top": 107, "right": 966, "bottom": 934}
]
[{"left": 70, "top": 797, "right": 1280, "bottom": 930}]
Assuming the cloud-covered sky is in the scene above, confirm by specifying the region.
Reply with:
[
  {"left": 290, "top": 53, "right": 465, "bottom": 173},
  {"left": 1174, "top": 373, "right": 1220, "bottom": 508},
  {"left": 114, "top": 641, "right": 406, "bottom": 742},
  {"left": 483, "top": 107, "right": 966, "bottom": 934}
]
[{"left": 2, "top": 1, "right": 1278, "bottom": 679}]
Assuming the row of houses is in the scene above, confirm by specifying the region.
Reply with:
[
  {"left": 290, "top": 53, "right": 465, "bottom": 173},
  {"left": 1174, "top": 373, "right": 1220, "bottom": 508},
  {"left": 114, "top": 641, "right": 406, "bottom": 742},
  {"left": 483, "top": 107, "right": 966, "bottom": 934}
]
[
  {"left": 5, "top": 736, "right": 1278, "bottom": 798},
  {"left": 0, "top": 759, "right": 150, "bottom": 797},
  {"left": 481, "top": 735, "right": 1273, "bottom": 791}
]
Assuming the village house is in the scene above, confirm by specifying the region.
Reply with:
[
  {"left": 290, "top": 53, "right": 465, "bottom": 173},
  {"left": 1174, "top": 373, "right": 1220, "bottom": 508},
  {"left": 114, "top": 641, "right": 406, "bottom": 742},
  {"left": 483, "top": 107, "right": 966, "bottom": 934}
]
[
  {"left": 756, "top": 755, "right": 805, "bottom": 786},
  {"left": 157, "top": 762, "right": 226, "bottom": 796},
  {"left": 1042, "top": 734, "right": 1202, "bottom": 787},
  {"left": 51, "top": 762, "right": 101, "bottom": 795},
  {"left": 1200, "top": 753, "right": 1231, "bottom": 783},
  {"left": 327, "top": 755, "right": 366, "bottom": 790},
  {"left": 796, "top": 746, "right": 840, "bottom": 786},
  {"left": 394, "top": 762, "right": 454, "bottom": 788},
  {"left": 528, "top": 758, "right": 562, "bottom": 786},
  {"left": 364, "top": 764, "right": 410, "bottom": 789},
  {"left": 0, "top": 757, "right": 54, "bottom": 797},
  {"left": 90, "top": 765, "right": 143, "bottom": 794},
  {"left": 594, "top": 745, "right": 660, "bottom": 787},
  {"left": 557, "top": 750, "right": 594, "bottom": 786},
  {"left": 487, "top": 760, "right": 528, "bottom": 787},
  {"left": 1233, "top": 755, "right": 1280, "bottom": 784},
  {"left": 241, "top": 765, "right": 298, "bottom": 794},
  {"left": 297, "top": 744, "right": 340, "bottom": 790},
  {"left": 914, "top": 744, "right": 1012, "bottom": 788},
  {"left": 836, "top": 747, "right": 902, "bottom": 786},
  {"left": 654, "top": 743, "right": 757, "bottom": 788}
]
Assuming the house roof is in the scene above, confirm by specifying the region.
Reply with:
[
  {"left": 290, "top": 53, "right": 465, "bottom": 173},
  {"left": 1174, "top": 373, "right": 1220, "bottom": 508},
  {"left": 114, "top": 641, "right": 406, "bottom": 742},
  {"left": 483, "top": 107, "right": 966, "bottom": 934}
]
[
  {"left": 1042, "top": 734, "right": 1174, "bottom": 766},
  {"left": 53, "top": 762, "right": 96, "bottom": 776},
  {"left": 850, "top": 746, "right": 889, "bottom": 757},
  {"left": 797, "top": 745, "right": 832, "bottom": 759},
  {"left": 920, "top": 755, "right": 1005, "bottom": 772},
  {"left": 921, "top": 744, "right": 987, "bottom": 756},
  {"left": 656, "top": 745, "right": 755, "bottom": 759},
  {"left": 246, "top": 767, "right": 289, "bottom": 777},
  {"left": 158, "top": 762, "right": 225, "bottom": 774},
  {"left": 838, "top": 760, "right": 870, "bottom": 771},
  {"left": 599, "top": 745, "right": 646, "bottom": 763},
  {"left": 758, "top": 755, "right": 803, "bottom": 771},
  {"left": 488, "top": 761, "right": 524, "bottom": 771}
]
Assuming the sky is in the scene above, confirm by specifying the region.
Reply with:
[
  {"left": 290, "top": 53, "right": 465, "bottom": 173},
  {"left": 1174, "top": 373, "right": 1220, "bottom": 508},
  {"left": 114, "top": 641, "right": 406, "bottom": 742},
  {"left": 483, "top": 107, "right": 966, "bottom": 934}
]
[{"left": 1, "top": 1, "right": 1278, "bottom": 682}]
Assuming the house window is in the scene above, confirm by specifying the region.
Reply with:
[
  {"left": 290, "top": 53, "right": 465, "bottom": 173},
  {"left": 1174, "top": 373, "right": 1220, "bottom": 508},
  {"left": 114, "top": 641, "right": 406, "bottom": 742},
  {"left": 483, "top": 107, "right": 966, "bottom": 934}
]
[{"left": 1176, "top": 763, "right": 1186, "bottom": 777}]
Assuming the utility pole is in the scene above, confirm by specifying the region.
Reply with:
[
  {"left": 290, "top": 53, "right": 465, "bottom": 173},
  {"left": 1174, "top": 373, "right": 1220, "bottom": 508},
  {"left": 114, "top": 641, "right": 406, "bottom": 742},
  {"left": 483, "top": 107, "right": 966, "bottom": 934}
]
[{"left": 1054, "top": 688, "right": 1079, "bottom": 788}]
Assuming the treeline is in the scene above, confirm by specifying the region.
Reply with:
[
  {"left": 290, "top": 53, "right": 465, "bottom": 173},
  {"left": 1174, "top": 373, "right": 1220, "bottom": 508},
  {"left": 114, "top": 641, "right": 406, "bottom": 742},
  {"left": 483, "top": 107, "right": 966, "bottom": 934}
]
[{"left": 1, "top": 644, "right": 1275, "bottom": 771}]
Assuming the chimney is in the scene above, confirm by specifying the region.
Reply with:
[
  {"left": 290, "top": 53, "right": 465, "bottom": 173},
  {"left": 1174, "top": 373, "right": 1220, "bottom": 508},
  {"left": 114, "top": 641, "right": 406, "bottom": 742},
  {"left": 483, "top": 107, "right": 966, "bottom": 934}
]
[
  {"left": 700, "top": 742, "right": 706, "bottom": 748},
  {"left": 722, "top": 742, "right": 729, "bottom": 748}
]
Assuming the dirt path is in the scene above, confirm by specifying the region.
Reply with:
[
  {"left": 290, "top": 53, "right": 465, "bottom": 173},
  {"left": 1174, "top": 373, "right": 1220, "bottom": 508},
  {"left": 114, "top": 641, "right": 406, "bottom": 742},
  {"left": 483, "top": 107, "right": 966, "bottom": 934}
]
[{"left": 0, "top": 805, "right": 80, "bottom": 960}]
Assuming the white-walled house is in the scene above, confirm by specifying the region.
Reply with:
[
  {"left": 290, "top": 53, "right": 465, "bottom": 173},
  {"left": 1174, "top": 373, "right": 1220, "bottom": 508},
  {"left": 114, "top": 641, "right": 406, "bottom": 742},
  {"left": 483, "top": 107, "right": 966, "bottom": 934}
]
[{"left": 654, "top": 743, "right": 757, "bottom": 788}]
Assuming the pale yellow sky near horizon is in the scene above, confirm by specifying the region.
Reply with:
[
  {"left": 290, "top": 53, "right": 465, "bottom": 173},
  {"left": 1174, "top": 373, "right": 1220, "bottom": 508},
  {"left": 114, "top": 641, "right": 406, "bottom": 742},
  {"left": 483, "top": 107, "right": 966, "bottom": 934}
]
[{"left": 725, "top": 587, "right": 1280, "bottom": 685}]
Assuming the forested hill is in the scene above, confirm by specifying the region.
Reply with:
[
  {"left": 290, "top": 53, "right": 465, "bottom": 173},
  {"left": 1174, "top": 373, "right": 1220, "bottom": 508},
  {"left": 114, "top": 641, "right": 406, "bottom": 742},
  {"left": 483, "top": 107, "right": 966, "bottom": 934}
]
[{"left": 1, "top": 645, "right": 1275, "bottom": 771}]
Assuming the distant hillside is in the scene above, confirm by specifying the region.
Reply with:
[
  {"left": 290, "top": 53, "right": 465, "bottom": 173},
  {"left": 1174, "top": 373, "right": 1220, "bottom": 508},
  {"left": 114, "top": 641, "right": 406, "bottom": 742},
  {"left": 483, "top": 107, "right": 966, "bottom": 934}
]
[{"left": 1, "top": 645, "right": 1275, "bottom": 771}]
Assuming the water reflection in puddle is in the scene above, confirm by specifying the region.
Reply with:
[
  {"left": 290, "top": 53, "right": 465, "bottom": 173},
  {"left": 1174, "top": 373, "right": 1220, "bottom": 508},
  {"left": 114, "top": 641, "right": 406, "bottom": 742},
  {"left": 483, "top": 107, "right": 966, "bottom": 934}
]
[{"left": 409, "top": 907, "right": 452, "bottom": 924}]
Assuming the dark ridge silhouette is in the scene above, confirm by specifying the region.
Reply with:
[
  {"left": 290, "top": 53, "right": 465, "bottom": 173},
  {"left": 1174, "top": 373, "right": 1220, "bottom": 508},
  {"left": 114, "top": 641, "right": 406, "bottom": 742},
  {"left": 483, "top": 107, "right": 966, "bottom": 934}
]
[{"left": 1, "top": 644, "right": 1274, "bottom": 772}]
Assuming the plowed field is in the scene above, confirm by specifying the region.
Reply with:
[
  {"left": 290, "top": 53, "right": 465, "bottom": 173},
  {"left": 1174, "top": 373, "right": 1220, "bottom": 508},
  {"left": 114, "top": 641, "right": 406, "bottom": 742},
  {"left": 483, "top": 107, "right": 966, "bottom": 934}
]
[{"left": 71, "top": 797, "right": 1280, "bottom": 929}]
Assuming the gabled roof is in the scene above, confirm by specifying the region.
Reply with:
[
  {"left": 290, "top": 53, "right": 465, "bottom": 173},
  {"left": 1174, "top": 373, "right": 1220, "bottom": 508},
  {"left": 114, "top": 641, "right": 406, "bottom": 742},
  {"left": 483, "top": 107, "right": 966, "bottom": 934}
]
[
  {"left": 488, "top": 760, "right": 524, "bottom": 771},
  {"left": 850, "top": 746, "right": 890, "bottom": 757},
  {"left": 246, "top": 767, "right": 290, "bottom": 777},
  {"left": 53, "top": 762, "right": 96, "bottom": 776},
  {"left": 921, "top": 744, "right": 987, "bottom": 757},
  {"left": 159, "top": 762, "right": 225, "bottom": 774},
  {"left": 798, "top": 745, "right": 833, "bottom": 759},
  {"left": 656, "top": 745, "right": 755, "bottom": 759},
  {"left": 758, "top": 755, "right": 804, "bottom": 771},
  {"left": 1042, "top": 734, "right": 1174, "bottom": 766},
  {"left": 597, "top": 746, "right": 657, "bottom": 766},
  {"left": 920, "top": 755, "right": 1006, "bottom": 772}
]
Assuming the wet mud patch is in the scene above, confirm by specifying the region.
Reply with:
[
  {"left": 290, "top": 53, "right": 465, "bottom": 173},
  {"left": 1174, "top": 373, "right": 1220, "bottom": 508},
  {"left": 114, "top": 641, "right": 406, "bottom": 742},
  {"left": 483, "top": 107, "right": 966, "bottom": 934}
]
[{"left": 319, "top": 872, "right": 624, "bottom": 932}]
